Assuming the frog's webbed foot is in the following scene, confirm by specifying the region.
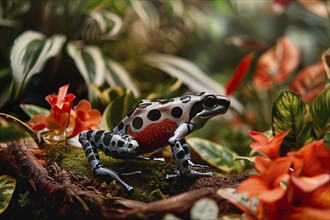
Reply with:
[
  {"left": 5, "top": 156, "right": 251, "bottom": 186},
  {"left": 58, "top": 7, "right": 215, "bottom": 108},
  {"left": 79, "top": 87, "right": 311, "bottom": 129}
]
[
  {"left": 120, "top": 170, "right": 142, "bottom": 176},
  {"left": 188, "top": 160, "right": 209, "bottom": 169},
  {"left": 165, "top": 169, "right": 212, "bottom": 179},
  {"left": 94, "top": 166, "right": 133, "bottom": 192},
  {"left": 136, "top": 155, "right": 165, "bottom": 162}
]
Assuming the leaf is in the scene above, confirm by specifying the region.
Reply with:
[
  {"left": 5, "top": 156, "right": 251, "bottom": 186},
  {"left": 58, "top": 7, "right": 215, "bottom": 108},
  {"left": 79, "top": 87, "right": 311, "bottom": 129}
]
[
  {"left": 321, "top": 48, "right": 330, "bottom": 79},
  {"left": 83, "top": 9, "right": 123, "bottom": 41},
  {"left": 130, "top": 0, "right": 160, "bottom": 31},
  {"left": 144, "top": 78, "right": 183, "bottom": 100},
  {"left": 0, "top": 113, "right": 37, "bottom": 142},
  {"left": 272, "top": 91, "right": 315, "bottom": 153},
  {"left": 67, "top": 42, "right": 106, "bottom": 99},
  {"left": 10, "top": 31, "right": 66, "bottom": 98},
  {"left": 105, "top": 59, "right": 140, "bottom": 97},
  {"left": 20, "top": 104, "right": 50, "bottom": 118},
  {"left": 0, "top": 68, "right": 13, "bottom": 108},
  {"left": 217, "top": 188, "right": 258, "bottom": 219},
  {"left": 310, "top": 86, "right": 330, "bottom": 139},
  {"left": 143, "top": 53, "right": 244, "bottom": 114},
  {"left": 0, "top": 175, "right": 16, "bottom": 214},
  {"left": 187, "top": 137, "right": 245, "bottom": 173},
  {"left": 226, "top": 53, "right": 254, "bottom": 96},
  {"left": 101, "top": 90, "right": 139, "bottom": 130}
]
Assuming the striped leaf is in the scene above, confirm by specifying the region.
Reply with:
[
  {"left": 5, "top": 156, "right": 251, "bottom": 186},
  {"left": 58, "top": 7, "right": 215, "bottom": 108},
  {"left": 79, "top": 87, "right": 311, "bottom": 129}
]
[
  {"left": 67, "top": 42, "right": 105, "bottom": 99},
  {"left": 310, "top": 86, "right": 330, "bottom": 139},
  {"left": 272, "top": 91, "right": 315, "bottom": 153},
  {"left": 10, "top": 31, "right": 66, "bottom": 98},
  {"left": 0, "top": 175, "right": 16, "bottom": 214},
  {"left": 187, "top": 137, "right": 245, "bottom": 173}
]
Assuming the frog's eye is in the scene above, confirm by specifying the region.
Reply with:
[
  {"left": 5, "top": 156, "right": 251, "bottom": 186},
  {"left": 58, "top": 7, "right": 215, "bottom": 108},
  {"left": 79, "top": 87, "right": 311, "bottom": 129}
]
[{"left": 203, "top": 96, "right": 216, "bottom": 108}]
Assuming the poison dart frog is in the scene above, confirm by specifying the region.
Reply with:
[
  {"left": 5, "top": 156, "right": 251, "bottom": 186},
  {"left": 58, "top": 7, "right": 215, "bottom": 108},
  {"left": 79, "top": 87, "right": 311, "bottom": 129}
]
[{"left": 79, "top": 92, "right": 230, "bottom": 191}]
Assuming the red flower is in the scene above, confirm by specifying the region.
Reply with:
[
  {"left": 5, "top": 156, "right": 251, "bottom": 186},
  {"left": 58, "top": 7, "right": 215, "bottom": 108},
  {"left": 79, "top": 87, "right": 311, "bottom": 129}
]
[
  {"left": 66, "top": 99, "right": 101, "bottom": 137},
  {"left": 28, "top": 114, "right": 47, "bottom": 130},
  {"left": 289, "top": 62, "right": 327, "bottom": 102},
  {"left": 249, "top": 129, "right": 290, "bottom": 160},
  {"left": 226, "top": 53, "right": 254, "bottom": 96},
  {"left": 44, "top": 110, "right": 70, "bottom": 131},
  {"left": 237, "top": 157, "right": 292, "bottom": 203},
  {"left": 252, "top": 37, "right": 300, "bottom": 90},
  {"left": 45, "top": 84, "right": 75, "bottom": 113},
  {"left": 28, "top": 85, "right": 101, "bottom": 140},
  {"left": 288, "top": 140, "right": 330, "bottom": 177}
]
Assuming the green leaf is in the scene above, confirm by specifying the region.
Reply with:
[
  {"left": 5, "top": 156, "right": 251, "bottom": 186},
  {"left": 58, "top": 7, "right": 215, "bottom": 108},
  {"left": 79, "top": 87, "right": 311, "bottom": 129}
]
[
  {"left": 272, "top": 91, "right": 315, "bottom": 153},
  {"left": 20, "top": 104, "right": 50, "bottom": 118},
  {"left": 143, "top": 53, "right": 244, "bottom": 114},
  {"left": 10, "top": 31, "right": 66, "bottom": 98},
  {"left": 0, "top": 68, "right": 13, "bottom": 108},
  {"left": 0, "top": 113, "right": 37, "bottom": 142},
  {"left": 101, "top": 90, "right": 139, "bottom": 130},
  {"left": 144, "top": 78, "right": 183, "bottom": 100},
  {"left": 84, "top": 9, "right": 123, "bottom": 40},
  {"left": 0, "top": 175, "right": 16, "bottom": 214},
  {"left": 310, "top": 86, "right": 330, "bottom": 139},
  {"left": 130, "top": 0, "right": 160, "bottom": 31},
  {"left": 106, "top": 59, "right": 140, "bottom": 97},
  {"left": 187, "top": 137, "right": 245, "bottom": 173},
  {"left": 67, "top": 42, "right": 105, "bottom": 100}
]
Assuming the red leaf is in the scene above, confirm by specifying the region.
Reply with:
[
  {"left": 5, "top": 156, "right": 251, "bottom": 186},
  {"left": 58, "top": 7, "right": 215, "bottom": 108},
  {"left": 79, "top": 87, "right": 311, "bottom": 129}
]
[{"left": 226, "top": 53, "right": 254, "bottom": 96}]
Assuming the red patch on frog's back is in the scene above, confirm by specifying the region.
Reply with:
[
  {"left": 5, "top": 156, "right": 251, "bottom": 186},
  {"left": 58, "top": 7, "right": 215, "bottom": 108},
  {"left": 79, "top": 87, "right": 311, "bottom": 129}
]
[{"left": 127, "top": 118, "right": 177, "bottom": 154}]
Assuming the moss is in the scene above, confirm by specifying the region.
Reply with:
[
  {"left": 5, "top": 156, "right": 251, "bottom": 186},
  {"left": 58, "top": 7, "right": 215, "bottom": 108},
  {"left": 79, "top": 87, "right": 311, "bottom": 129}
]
[
  {"left": 148, "top": 189, "right": 168, "bottom": 201},
  {"left": 43, "top": 144, "right": 202, "bottom": 202}
]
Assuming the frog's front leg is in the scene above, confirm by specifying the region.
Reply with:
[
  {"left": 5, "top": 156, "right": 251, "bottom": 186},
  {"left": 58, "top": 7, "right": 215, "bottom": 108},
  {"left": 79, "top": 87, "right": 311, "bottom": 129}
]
[
  {"left": 167, "top": 123, "right": 212, "bottom": 178},
  {"left": 79, "top": 130, "right": 139, "bottom": 191}
]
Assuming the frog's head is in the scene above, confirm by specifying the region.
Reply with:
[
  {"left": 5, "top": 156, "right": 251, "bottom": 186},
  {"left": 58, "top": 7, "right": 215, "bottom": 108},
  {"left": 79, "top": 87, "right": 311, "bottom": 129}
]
[{"left": 189, "top": 92, "right": 230, "bottom": 129}]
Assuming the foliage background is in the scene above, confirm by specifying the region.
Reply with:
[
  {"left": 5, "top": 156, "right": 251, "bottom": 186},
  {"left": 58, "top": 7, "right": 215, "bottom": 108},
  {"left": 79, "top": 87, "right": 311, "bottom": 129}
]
[{"left": 0, "top": 0, "right": 329, "bottom": 155}]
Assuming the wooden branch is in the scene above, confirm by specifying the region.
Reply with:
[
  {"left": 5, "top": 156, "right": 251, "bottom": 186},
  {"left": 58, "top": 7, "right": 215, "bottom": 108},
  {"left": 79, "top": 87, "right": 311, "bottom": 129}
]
[{"left": 103, "top": 188, "right": 215, "bottom": 219}]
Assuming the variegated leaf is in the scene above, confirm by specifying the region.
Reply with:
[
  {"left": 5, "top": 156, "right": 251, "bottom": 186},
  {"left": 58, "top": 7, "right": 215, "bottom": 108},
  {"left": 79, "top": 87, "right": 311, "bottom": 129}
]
[
  {"left": 0, "top": 175, "right": 16, "bottom": 214},
  {"left": 67, "top": 42, "right": 105, "bottom": 98},
  {"left": 187, "top": 137, "right": 245, "bottom": 173},
  {"left": 10, "top": 31, "right": 66, "bottom": 98},
  {"left": 105, "top": 59, "right": 140, "bottom": 97}
]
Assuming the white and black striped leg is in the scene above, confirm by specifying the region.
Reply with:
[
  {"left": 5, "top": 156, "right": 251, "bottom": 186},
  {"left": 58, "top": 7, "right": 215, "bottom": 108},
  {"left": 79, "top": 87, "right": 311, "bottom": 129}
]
[
  {"left": 79, "top": 130, "right": 134, "bottom": 191},
  {"left": 166, "top": 139, "right": 212, "bottom": 179},
  {"left": 180, "top": 139, "right": 209, "bottom": 169},
  {"left": 136, "top": 155, "right": 165, "bottom": 162}
]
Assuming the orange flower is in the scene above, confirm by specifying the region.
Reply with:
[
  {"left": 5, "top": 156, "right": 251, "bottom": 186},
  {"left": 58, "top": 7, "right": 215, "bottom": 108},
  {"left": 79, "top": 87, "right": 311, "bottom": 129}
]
[
  {"left": 28, "top": 85, "right": 101, "bottom": 140},
  {"left": 66, "top": 99, "right": 101, "bottom": 137},
  {"left": 45, "top": 84, "right": 75, "bottom": 113},
  {"left": 237, "top": 157, "right": 292, "bottom": 203},
  {"left": 289, "top": 62, "right": 327, "bottom": 102},
  {"left": 288, "top": 140, "right": 330, "bottom": 176},
  {"left": 284, "top": 175, "right": 330, "bottom": 219},
  {"left": 252, "top": 37, "right": 300, "bottom": 90},
  {"left": 28, "top": 114, "right": 47, "bottom": 130},
  {"left": 249, "top": 129, "right": 290, "bottom": 160},
  {"left": 44, "top": 110, "right": 70, "bottom": 131}
]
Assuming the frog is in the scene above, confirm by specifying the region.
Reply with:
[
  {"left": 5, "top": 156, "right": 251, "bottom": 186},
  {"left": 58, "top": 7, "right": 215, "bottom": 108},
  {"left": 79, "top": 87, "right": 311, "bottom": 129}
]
[{"left": 79, "top": 91, "right": 230, "bottom": 191}]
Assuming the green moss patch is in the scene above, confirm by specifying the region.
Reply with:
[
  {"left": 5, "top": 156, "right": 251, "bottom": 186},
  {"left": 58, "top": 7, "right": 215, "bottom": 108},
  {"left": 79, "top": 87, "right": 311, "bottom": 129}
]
[{"left": 43, "top": 144, "right": 198, "bottom": 202}]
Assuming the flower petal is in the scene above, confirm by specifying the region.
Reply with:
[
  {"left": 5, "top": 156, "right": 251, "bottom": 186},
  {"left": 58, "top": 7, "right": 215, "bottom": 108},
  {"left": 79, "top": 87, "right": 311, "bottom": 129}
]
[
  {"left": 28, "top": 114, "right": 47, "bottom": 130},
  {"left": 291, "top": 174, "right": 330, "bottom": 193}
]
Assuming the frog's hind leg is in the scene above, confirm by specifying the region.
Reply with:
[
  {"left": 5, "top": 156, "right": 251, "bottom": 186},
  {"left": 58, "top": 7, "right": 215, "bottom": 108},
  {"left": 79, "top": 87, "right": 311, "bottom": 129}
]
[{"left": 79, "top": 130, "right": 138, "bottom": 191}]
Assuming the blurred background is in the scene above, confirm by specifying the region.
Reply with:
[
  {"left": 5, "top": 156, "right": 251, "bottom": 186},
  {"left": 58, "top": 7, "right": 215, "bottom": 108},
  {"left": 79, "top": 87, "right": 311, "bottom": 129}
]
[{"left": 0, "top": 0, "right": 329, "bottom": 156}]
